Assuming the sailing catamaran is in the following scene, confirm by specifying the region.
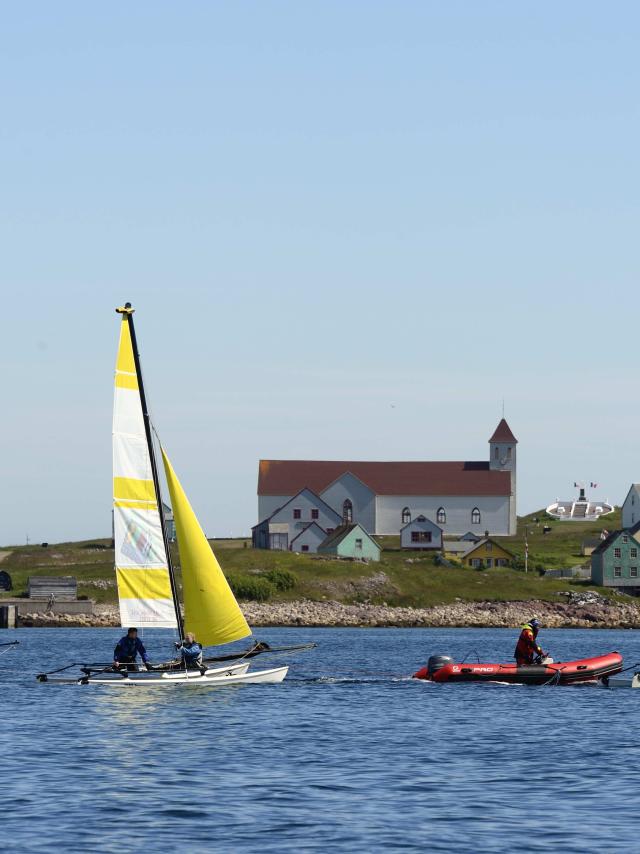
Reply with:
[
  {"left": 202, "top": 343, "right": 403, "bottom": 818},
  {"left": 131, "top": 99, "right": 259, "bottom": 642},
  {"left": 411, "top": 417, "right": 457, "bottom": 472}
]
[{"left": 38, "top": 304, "right": 310, "bottom": 686}]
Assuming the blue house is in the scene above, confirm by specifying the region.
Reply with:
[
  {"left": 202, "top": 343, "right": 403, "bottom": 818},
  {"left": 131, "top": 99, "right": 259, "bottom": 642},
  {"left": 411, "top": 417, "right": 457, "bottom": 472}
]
[
  {"left": 400, "top": 515, "right": 443, "bottom": 550},
  {"left": 251, "top": 488, "right": 342, "bottom": 551}
]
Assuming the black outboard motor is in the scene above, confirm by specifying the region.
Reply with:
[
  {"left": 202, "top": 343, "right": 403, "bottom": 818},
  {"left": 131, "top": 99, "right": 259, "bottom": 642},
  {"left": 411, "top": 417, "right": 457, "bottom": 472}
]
[{"left": 427, "top": 655, "right": 454, "bottom": 677}]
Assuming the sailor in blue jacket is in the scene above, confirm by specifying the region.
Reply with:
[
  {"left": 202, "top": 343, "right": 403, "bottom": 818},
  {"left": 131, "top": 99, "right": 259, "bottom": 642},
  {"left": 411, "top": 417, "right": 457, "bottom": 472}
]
[
  {"left": 113, "top": 627, "right": 151, "bottom": 670},
  {"left": 175, "top": 632, "right": 204, "bottom": 668}
]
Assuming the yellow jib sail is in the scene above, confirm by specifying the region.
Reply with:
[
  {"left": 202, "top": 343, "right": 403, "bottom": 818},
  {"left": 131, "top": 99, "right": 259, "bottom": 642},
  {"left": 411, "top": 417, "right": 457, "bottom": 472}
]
[
  {"left": 161, "top": 447, "right": 251, "bottom": 647},
  {"left": 113, "top": 310, "right": 177, "bottom": 628}
]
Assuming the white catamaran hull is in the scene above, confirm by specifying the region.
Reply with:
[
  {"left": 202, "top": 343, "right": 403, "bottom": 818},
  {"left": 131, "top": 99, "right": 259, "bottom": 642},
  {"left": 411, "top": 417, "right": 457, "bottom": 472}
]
[{"left": 44, "top": 664, "right": 289, "bottom": 686}]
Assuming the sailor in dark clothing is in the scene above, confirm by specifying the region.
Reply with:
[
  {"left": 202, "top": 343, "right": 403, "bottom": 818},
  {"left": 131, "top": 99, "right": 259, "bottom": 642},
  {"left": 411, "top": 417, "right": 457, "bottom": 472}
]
[
  {"left": 514, "top": 618, "right": 546, "bottom": 666},
  {"left": 175, "top": 632, "right": 204, "bottom": 669},
  {"left": 113, "top": 627, "right": 152, "bottom": 670}
]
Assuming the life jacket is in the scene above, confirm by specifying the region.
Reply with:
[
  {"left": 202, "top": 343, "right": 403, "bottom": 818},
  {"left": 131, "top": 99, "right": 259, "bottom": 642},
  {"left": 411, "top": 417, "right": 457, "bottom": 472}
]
[{"left": 514, "top": 624, "right": 540, "bottom": 662}]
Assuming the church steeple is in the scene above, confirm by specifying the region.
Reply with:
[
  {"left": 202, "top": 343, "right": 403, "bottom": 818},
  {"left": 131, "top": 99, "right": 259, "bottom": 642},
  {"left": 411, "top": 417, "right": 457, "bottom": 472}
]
[{"left": 489, "top": 419, "right": 517, "bottom": 473}]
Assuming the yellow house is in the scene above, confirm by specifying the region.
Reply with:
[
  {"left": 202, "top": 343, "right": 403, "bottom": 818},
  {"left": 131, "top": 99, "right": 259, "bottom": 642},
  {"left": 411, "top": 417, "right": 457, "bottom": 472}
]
[{"left": 461, "top": 538, "right": 513, "bottom": 568}]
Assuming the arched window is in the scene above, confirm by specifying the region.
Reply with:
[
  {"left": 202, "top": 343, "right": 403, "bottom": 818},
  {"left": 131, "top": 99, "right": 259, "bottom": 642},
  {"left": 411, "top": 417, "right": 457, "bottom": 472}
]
[
  {"left": 401, "top": 507, "right": 411, "bottom": 525},
  {"left": 437, "top": 507, "right": 446, "bottom": 524},
  {"left": 471, "top": 507, "right": 481, "bottom": 525},
  {"left": 342, "top": 499, "right": 353, "bottom": 524},
  {"left": 506, "top": 447, "right": 512, "bottom": 461},
  {"left": 494, "top": 446, "right": 499, "bottom": 460}
]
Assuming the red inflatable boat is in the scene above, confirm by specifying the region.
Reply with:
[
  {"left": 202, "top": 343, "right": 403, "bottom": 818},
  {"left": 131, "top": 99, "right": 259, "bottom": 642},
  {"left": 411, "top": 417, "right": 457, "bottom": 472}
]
[{"left": 413, "top": 652, "right": 623, "bottom": 685}]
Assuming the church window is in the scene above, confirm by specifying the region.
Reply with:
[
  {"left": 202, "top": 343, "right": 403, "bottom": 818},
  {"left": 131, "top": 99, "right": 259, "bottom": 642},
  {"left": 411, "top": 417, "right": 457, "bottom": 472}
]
[
  {"left": 507, "top": 447, "right": 512, "bottom": 460},
  {"left": 342, "top": 499, "right": 353, "bottom": 524},
  {"left": 401, "top": 507, "right": 411, "bottom": 524},
  {"left": 494, "top": 447, "right": 499, "bottom": 460},
  {"left": 437, "top": 507, "right": 446, "bottom": 524},
  {"left": 471, "top": 508, "right": 481, "bottom": 525}
]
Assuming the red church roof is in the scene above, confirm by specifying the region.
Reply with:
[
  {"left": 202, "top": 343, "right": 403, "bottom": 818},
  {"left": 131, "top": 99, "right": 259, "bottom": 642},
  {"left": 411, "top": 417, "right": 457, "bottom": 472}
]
[
  {"left": 488, "top": 419, "right": 518, "bottom": 444},
  {"left": 258, "top": 459, "right": 511, "bottom": 497}
]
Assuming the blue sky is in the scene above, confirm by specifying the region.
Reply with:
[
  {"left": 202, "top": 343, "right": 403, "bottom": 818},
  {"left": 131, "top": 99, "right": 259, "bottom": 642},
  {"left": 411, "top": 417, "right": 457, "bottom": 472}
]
[{"left": 1, "top": 3, "right": 638, "bottom": 543}]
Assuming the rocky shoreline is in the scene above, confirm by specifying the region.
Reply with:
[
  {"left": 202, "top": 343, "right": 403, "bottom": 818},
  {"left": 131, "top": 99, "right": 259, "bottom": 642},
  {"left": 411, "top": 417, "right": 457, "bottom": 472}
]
[{"left": 17, "top": 592, "right": 640, "bottom": 629}]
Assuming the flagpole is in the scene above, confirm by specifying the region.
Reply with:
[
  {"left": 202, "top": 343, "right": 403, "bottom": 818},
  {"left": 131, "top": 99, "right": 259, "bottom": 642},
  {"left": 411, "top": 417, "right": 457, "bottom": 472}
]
[{"left": 524, "top": 526, "right": 528, "bottom": 574}]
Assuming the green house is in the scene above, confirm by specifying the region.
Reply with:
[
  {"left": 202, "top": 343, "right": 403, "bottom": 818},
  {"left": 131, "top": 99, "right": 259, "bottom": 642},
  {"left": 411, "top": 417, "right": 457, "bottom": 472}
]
[
  {"left": 317, "top": 523, "right": 381, "bottom": 562},
  {"left": 591, "top": 525, "right": 640, "bottom": 589}
]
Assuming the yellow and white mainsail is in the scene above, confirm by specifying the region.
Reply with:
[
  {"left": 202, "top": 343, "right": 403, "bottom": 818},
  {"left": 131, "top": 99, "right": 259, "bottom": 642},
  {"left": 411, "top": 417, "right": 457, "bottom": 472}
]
[
  {"left": 161, "top": 448, "right": 251, "bottom": 647},
  {"left": 113, "top": 309, "right": 177, "bottom": 628}
]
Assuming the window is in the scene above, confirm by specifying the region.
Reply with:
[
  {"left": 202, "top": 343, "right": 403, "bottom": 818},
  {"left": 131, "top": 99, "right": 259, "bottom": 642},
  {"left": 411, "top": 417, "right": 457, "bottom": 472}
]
[
  {"left": 471, "top": 559, "right": 481, "bottom": 568},
  {"left": 293, "top": 508, "right": 301, "bottom": 520},
  {"left": 494, "top": 447, "right": 499, "bottom": 460},
  {"left": 402, "top": 507, "right": 411, "bottom": 524},
  {"left": 614, "top": 548, "right": 621, "bottom": 559},
  {"left": 355, "top": 538, "right": 363, "bottom": 550},
  {"left": 614, "top": 566, "right": 622, "bottom": 577},
  {"left": 342, "top": 499, "right": 353, "bottom": 524},
  {"left": 486, "top": 559, "right": 493, "bottom": 568},
  {"left": 507, "top": 447, "right": 512, "bottom": 460},
  {"left": 411, "top": 531, "right": 432, "bottom": 543},
  {"left": 301, "top": 544, "right": 309, "bottom": 553},
  {"left": 326, "top": 528, "right": 334, "bottom": 535},
  {"left": 496, "top": 559, "right": 507, "bottom": 567},
  {"left": 485, "top": 542, "right": 492, "bottom": 552},
  {"left": 437, "top": 507, "right": 446, "bottom": 524},
  {"left": 631, "top": 548, "right": 638, "bottom": 559},
  {"left": 631, "top": 567, "right": 638, "bottom": 578},
  {"left": 471, "top": 508, "right": 481, "bottom": 525},
  {"left": 623, "top": 536, "right": 628, "bottom": 544},
  {"left": 311, "top": 509, "right": 319, "bottom": 520}
]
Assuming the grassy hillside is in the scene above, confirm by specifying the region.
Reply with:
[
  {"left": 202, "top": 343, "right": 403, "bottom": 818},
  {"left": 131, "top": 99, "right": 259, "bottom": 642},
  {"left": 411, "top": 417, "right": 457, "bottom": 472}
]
[{"left": 0, "top": 508, "right": 623, "bottom": 609}]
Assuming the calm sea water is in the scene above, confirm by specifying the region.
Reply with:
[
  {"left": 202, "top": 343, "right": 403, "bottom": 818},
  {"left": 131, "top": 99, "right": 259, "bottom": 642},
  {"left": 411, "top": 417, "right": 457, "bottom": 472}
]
[{"left": 1, "top": 626, "right": 638, "bottom": 853}]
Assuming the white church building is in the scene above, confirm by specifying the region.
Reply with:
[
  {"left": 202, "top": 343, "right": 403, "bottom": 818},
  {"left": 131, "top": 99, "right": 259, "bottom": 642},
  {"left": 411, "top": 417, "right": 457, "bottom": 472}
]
[{"left": 256, "top": 419, "right": 518, "bottom": 537}]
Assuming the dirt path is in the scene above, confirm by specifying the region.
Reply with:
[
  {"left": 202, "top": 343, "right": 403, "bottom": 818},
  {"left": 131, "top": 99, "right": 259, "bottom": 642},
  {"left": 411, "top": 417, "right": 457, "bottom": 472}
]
[{"left": 0, "top": 551, "right": 12, "bottom": 563}]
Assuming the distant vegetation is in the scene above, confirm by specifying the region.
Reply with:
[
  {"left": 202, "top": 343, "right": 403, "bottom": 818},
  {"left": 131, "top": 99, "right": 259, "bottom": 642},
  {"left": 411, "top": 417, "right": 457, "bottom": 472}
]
[{"left": 0, "top": 509, "right": 625, "bottom": 608}]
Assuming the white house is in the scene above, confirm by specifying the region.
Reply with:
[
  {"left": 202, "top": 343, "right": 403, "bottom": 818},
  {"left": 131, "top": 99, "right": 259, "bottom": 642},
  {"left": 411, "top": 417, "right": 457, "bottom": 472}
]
[
  {"left": 622, "top": 484, "right": 640, "bottom": 529},
  {"left": 257, "top": 419, "right": 518, "bottom": 536}
]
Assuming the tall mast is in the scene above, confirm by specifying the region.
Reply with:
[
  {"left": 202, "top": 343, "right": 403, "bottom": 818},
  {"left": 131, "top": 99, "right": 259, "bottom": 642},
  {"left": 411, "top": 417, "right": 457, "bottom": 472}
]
[{"left": 116, "top": 302, "right": 185, "bottom": 639}]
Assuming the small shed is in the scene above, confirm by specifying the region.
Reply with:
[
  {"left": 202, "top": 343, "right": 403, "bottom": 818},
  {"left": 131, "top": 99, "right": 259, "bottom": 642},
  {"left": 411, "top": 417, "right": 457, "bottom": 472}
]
[
  {"left": 460, "top": 531, "right": 481, "bottom": 543},
  {"left": 290, "top": 522, "right": 327, "bottom": 554},
  {"left": 28, "top": 576, "right": 78, "bottom": 601},
  {"left": 442, "top": 541, "right": 472, "bottom": 559},
  {"left": 318, "top": 524, "right": 381, "bottom": 562},
  {"left": 400, "top": 515, "right": 442, "bottom": 550},
  {"left": 581, "top": 539, "right": 601, "bottom": 557}
]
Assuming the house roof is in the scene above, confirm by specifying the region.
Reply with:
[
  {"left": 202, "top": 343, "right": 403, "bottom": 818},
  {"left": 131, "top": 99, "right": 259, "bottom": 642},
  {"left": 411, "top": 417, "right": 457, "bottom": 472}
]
[
  {"left": 462, "top": 538, "right": 515, "bottom": 559},
  {"left": 488, "top": 419, "right": 518, "bottom": 444},
  {"left": 442, "top": 541, "right": 471, "bottom": 554},
  {"left": 290, "top": 522, "right": 327, "bottom": 546},
  {"left": 258, "top": 459, "right": 511, "bottom": 497},
  {"left": 400, "top": 515, "right": 443, "bottom": 533},
  {"left": 591, "top": 530, "right": 623, "bottom": 556},
  {"left": 252, "top": 487, "right": 342, "bottom": 527},
  {"left": 318, "top": 523, "right": 380, "bottom": 552}
]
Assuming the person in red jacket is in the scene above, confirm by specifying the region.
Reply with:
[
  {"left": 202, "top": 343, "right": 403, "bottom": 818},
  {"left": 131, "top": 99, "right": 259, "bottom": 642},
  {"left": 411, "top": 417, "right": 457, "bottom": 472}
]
[{"left": 514, "top": 618, "right": 546, "bottom": 666}]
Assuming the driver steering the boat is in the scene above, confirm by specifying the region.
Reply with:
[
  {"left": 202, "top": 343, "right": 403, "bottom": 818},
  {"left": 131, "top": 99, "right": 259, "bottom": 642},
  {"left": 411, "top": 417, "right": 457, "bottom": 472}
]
[
  {"left": 175, "top": 632, "right": 204, "bottom": 669},
  {"left": 113, "top": 627, "right": 152, "bottom": 670},
  {"left": 514, "top": 618, "right": 546, "bottom": 666}
]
